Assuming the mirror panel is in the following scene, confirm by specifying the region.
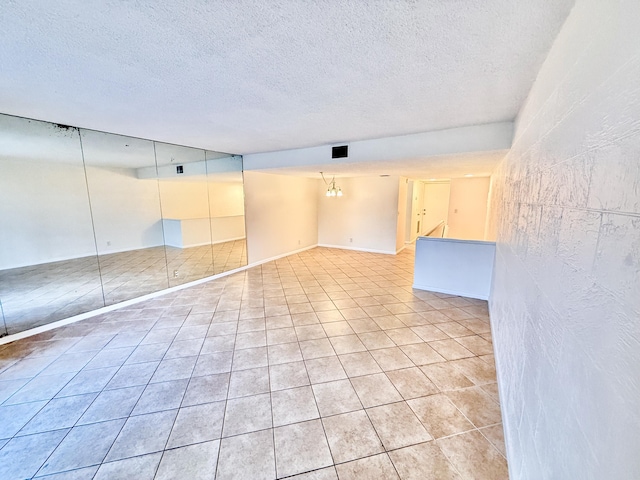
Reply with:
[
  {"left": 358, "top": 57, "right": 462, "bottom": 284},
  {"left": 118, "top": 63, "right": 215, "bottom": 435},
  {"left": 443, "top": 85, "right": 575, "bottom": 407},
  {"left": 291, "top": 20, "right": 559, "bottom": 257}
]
[
  {"left": 0, "top": 114, "right": 103, "bottom": 334},
  {"left": 0, "top": 113, "right": 246, "bottom": 337},
  {"left": 154, "top": 142, "right": 214, "bottom": 287},
  {"left": 80, "top": 129, "right": 169, "bottom": 304},
  {"left": 206, "top": 152, "right": 247, "bottom": 274}
]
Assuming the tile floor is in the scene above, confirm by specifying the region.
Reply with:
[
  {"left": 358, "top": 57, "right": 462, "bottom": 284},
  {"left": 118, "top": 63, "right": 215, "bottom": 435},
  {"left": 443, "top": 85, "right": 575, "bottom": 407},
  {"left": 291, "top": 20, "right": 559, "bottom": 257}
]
[
  {"left": 0, "top": 246, "right": 508, "bottom": 479},
  {"left": 0, "top": 240, "right": 247, "bottom": 335}
]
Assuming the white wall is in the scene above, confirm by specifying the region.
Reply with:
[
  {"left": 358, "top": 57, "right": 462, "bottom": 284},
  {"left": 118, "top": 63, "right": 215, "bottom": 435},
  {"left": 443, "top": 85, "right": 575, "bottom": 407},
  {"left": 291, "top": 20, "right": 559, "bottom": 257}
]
[
  {"left": 243, "top": 171, "right": 318, "bottom": 264},
  {"left": 489, "top": 1, "right": 640, "bottom": 478},
  {"left": 85, "top": 166, "right": 164, "bottom": 254},
  {"left": 158, "top": 178, "right": 210, "bottom": 220},
  {"left": 208, "top": 181, "right": 245, "bottom": 217},
  {"left": 317, "top": 176, "right": 400, "bottom": 254},
  {"left": 447, "top": 177, "right": 490, "bottom": 241},
  {"left": 0, "top": 159, "right": 97, "bottom": 269},
  {"left": 396, "top": 178, "right": 408, "bottom": 251}
]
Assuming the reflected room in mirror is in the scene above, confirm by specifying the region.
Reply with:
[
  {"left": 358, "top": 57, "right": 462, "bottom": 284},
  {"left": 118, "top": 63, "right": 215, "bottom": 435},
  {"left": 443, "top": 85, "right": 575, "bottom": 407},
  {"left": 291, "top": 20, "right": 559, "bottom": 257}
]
[{"left": 0, "top": 113, "right": 247, "bottom": 336}]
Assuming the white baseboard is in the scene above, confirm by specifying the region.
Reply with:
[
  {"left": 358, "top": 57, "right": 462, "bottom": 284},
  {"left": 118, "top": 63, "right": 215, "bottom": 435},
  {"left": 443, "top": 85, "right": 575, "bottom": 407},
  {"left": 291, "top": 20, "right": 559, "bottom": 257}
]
[
  {"left": 317, "top": 244, "right": 396, "bottom": 255},
  {"left": 247, "top": 244, "right": 318, "bottom": 267},
  {"left": 412, "top": 283, "right": 488, "bottom": 300},
  {"left": 0, "top": 244, "right": 319, "bottom": 346}
]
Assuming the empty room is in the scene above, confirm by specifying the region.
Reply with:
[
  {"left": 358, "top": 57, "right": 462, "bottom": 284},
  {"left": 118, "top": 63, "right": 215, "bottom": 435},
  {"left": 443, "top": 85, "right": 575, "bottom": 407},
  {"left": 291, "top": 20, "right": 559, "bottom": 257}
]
[{"left": 0, "top": 1, "right": 638, "bottom": 479}]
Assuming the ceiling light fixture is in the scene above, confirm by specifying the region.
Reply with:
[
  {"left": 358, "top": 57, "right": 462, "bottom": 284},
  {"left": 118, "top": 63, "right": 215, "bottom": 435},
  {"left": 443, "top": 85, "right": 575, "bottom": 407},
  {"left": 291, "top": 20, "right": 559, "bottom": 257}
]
[
  {"left": 464, "top": 174, "right": 473, "bottom": 177},
  {"left": 321, "top": 172, "right": 343, "bottom": 197}
]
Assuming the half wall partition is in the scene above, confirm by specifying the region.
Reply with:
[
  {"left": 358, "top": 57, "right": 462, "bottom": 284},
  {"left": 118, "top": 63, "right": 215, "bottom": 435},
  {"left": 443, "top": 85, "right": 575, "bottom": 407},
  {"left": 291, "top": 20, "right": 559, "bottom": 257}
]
[{"left": 0, "top": 113, "right": 246, "bottom": 336}]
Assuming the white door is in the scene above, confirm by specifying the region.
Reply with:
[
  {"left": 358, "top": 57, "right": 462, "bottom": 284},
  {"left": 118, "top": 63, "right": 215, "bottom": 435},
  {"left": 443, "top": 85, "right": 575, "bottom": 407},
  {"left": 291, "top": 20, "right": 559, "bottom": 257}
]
[{"left": 422, "top": 182, "right": 450, "bottom": 235}]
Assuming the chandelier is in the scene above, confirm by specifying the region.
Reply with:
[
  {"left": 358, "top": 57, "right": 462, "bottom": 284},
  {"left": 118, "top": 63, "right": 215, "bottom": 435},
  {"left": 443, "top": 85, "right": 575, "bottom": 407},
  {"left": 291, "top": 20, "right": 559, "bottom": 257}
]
[{"left": 321, "top": 172, "right": 343, "bottom": 197}]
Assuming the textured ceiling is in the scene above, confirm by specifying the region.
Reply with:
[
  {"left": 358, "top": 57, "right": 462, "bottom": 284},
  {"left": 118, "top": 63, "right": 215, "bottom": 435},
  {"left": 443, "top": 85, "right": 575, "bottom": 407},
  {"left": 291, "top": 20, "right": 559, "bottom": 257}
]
[{"left": 0, "top": 1, "right": 574, "bottom": 155}]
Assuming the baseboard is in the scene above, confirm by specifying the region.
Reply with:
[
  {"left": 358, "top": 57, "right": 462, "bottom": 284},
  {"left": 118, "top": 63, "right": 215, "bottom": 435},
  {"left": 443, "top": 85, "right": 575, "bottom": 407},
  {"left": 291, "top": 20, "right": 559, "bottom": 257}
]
[
  {"left": 211, "top": 236, "right": 246, "bottom": 246},
  {"left": 0, "top": 244, "right": 318, "bottom": 346},
  {"left": 396, "top": 245, "right": 407, "bottom": 254},
  {"left": 412, "top": 283, "right": 489, "bottom": 300},
  {"left": 246, "top": 244, "right": 318, "bottom": 267},
  {"left": 317, "top": 244, "right": 396, "bottom": 255}
]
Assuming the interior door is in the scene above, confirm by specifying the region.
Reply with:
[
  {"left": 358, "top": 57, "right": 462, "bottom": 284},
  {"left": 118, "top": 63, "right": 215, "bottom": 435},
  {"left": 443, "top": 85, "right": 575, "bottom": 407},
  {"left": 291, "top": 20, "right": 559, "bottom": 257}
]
[{"left": 422, "top": 182, "right": 451, "bottom": 235}]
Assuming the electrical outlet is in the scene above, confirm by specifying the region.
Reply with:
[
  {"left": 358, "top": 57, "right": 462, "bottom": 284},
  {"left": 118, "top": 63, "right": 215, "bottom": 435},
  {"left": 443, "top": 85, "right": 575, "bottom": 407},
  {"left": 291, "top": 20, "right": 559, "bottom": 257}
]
[
  {"left": 350, "top": 238, "right": 353, "bottom": 243},
  {"left": 298, "top": 239, "right": 301, "bottom": 245},
  {"left": 106, "top": 241, "right": 111, "bottom": 246},
  {"left": 173, "top": 270, "right": 179, "bottom": 278}
]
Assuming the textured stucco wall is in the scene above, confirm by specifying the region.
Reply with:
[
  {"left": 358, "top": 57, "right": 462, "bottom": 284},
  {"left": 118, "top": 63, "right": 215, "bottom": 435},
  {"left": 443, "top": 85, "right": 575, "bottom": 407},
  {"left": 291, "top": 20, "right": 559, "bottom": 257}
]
[{"left": 489, "top": 1, "right": 640, "bottom": 479}]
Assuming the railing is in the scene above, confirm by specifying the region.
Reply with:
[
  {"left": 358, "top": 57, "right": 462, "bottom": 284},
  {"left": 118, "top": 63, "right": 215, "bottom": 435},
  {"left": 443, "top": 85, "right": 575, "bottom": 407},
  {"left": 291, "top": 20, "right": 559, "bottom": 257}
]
[{"left": 425, "top": 220, "right": 446, "bottom": 238}]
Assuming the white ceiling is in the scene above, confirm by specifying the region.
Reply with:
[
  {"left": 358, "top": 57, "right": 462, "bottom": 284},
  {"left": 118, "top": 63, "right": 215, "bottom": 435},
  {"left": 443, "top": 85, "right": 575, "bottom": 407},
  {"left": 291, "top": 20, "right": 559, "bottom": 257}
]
[{"left": 0, "top": 0, "right": 574, "bottom": 157}]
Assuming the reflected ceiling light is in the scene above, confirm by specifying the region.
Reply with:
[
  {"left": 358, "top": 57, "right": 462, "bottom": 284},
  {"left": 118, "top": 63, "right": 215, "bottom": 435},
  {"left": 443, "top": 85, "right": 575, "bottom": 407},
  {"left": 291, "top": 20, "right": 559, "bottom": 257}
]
[
  {"left": 429, "top": 178, "right": 437, "bottom": 181},
  {"left": 464, "top": 174, "right": 473, "bottom": 177},
  {"left": 321, "top": 172, "right": 343, "bottom": 197}
]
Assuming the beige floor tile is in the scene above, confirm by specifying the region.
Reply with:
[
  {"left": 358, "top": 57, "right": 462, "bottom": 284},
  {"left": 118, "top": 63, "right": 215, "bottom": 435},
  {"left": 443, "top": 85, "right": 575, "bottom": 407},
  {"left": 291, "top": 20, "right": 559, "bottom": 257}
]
[
  {"left": 438, "top": 430, "right": 509, "bottom": 480},
  {"left": 295, "top": 325, "right": 327, "bottom": 341},
  {"left": 338, "top": 352, "right": 382, "bottom": 377},
  {"left": 222, "top": 393, "right": 272, "bottom": 437},
  {"left": 455, "top": 334, "right": 495, "bottom": 356},
  {"left": 420, "top": 363, "right": 474, "bottom": 391},
  {"left": 407, "top": 394, "right": 474, "bottom": 438},
  {"left": 217, "top": 429, "right": 275, "bottom": 480},
  {"left": 232, "top": 346, "right": 268, "bottom": 371},
  {"left": 411, "top": 325, "right": 449, "bottom": 342},
  {"left": 228, "top": 367, "right": 270, "bottom": 398},
  {"left": 267, "top": 342, "right": 303, "bottom": 365},
  {"left": 274, "top": 419, "right": 333, "bottom": 478},
  {"left": 323, "top": 321, "right": 356, "bottom": 337},
  {"left": 322, "top": 410, "right": 384, "bottom": 463},
  {"left": 347, "top": 318, "right": 381, "bottom": 333},
  {"left": 367, "top": 401, "right": 432, "bottom": 450},
  {"left": 329, "top": 335, "right": 366, "bottom": 354},
  {"left": 305, "top": 356, "right": 347, "bottom": 384},
  {"left": 312, "top": 380, "right": 362, "bottom": 417},
  {"left": 480, "top": 424, "right": 507, "bottom": 457},
  {"left": 369, "top": 347, "right": 414, "bottom": 371},
  {"left": 358, "top": 331, "right": 395, "bottom": 350},
  {"left": 389, "top": 442, "right": 461, "bottom": 480},
  {"left": 385, "top": 328, "right": 423, "bottom": 346},
  {"left": 350, "top": 373, "right": 402, "bottom": 408},
  {"left": 450, "top": 357, "right": 497, "bottom": 385},
  {"left": 266, "top": 327, "right": 298, "bottom": 346},
  {"left": 446, "top": 387, "right": 503, "bottom": 427},
  {"left": 269, "top": 361, "right": 310, "bottom": 391},
  {"left": 0, "top": 246, "right": 504, "bottom": 479},
  {"left": 480, "top": 382, "right": 501, "bottom": 404},
  {"left": 386, "top": 367, "right": 438, "bottom": 399},
  {"left": 335, "top": 453, "right": 399, "bottom": 479},
  {"left": 272, "top": 386, "right": 320, "bottom": 427},
  {"left": 299, "top": 339, "right": 336, "bottom": 360},
  {"left": 288, "top": 467, "right": 338, "bottom": 479}
]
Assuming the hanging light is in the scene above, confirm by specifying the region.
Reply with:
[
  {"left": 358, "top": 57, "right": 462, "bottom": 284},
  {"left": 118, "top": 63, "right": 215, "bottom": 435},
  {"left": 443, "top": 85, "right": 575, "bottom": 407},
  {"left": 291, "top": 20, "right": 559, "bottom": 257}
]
[{"left": 321, "top": 172, "right": 343, "bottom": 198}]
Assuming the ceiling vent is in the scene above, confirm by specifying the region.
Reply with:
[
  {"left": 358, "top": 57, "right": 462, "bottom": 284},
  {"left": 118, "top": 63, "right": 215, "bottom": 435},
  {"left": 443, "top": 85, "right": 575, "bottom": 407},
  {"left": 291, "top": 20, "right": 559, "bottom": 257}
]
[{"left": 332, "top": 145, "right": 348, "bottom": 158}]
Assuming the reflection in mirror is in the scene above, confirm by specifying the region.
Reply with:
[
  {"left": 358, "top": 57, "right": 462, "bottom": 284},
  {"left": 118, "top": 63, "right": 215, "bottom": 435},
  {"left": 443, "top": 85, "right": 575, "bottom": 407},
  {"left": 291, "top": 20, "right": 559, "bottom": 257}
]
[
  {"left": 152, "top": 143, "right": 214, "bottom": 287},
  {"left": 206, "top": 151, "right": 247, "bottom": 274},
  {"left": 80, "top": 129, "right": 169, "bottom": 304},
  {"left": 0, "top": 114, "right": 104, "bottom": 334}
]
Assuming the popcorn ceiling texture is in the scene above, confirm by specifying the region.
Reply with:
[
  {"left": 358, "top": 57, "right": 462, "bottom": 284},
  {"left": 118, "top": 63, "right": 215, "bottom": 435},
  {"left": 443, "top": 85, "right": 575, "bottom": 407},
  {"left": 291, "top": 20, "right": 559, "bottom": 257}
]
[
  {"left": 0, "top": 0, "right": 573, "bottom": 154},
  {"left": 488, "top": 0, "right": 640, "bottom": 478}
]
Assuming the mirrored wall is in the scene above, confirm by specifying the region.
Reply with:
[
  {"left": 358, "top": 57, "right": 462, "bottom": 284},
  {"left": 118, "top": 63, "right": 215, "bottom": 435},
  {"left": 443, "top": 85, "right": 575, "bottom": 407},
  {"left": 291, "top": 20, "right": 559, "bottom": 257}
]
[{"left": 0, "top": 113, "right": 247, "bottom": 336}]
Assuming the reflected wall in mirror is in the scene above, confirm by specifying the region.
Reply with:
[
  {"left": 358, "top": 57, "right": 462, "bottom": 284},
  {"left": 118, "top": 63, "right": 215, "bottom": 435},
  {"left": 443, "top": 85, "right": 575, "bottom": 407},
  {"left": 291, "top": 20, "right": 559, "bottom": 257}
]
[
  {"left": 152, "top": 143, "right": 214, "bottom": 287},
  {"left": 206, "top": 151, "right": 247, "bottom": 274},
  {"left": 80, "top": 130, "right": 169, "bottom": 305},
  {"left": 0, "top": 115, "right": 103, "bottom": 334},
  {"left": 0, "top": 112, "right": 246, "bottom": 337}
]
